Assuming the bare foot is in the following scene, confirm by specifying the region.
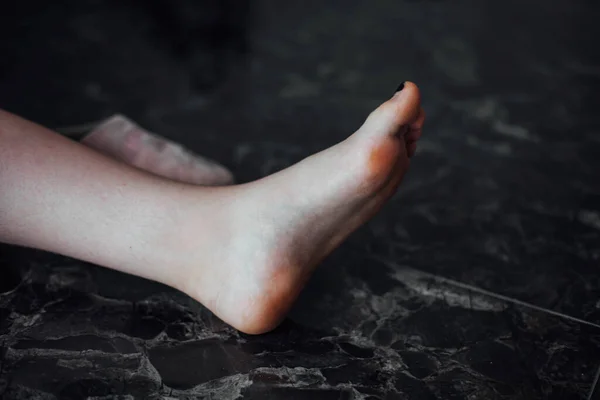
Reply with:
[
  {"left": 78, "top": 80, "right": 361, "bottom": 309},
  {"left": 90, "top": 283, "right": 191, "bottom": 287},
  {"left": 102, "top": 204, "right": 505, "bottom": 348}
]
[
  {"left": 172, "top": 82, "right": 424, "bottom": 334},
  {"left": 80, "top": 115, "right": 234, "bottom": 186}
]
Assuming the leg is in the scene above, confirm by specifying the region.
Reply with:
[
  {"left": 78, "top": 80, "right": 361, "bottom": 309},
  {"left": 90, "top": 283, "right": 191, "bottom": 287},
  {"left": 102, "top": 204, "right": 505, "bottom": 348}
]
[
  {"left": 0, "top": 109, "right": 203, "bottom": 290},
  {"left": 0, "top": 82, "right": 424, "bottom": 334}
]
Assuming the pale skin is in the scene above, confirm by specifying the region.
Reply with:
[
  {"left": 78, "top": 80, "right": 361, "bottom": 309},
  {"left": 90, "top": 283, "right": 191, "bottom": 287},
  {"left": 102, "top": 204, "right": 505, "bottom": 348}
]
[{"left": 0, "top": 82, "right": 424, "bottom": 334}]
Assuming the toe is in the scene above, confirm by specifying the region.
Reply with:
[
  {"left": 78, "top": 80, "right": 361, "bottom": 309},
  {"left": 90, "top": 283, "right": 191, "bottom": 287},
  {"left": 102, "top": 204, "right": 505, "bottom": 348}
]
[
  {"left": 411, "top": 106, "right": 425, "bottom": 130},
  {"left": 349, "top": 82, "right": 421, "bottom": 186},
  {"left": 406, "top": 106, "right": 425, "bottom": 142},
  {"left": 359, "top": 81, "right": 421, "bottom": 140}
]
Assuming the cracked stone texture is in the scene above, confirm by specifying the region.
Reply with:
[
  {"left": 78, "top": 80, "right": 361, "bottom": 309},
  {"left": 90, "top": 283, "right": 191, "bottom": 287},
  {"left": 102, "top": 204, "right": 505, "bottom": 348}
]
[{"left": 1, "top": 0, "right": 600, "bottom": 399}]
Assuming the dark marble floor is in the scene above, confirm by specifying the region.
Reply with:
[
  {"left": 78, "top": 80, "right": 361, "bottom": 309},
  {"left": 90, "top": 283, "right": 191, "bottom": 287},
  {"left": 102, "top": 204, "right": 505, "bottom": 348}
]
[{"left": 1, "top": 0, "right": 599, "bottom": 399}]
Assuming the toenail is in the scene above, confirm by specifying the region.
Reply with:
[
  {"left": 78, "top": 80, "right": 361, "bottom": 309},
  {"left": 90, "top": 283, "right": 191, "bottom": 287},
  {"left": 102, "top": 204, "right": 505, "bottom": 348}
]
[{"left": 395, "top": 82, "right": 406, "bottom": 93}]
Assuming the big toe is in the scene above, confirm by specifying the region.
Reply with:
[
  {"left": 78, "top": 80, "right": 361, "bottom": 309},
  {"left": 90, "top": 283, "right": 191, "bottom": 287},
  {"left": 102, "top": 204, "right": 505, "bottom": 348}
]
[{"left": 357, "top": 81, "right": 421, "bottom": 141}]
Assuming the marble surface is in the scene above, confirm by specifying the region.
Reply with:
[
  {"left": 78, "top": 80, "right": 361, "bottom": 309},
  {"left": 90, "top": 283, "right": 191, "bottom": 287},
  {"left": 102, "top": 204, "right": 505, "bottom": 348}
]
[
  {"left": 1, "top": 254, "right": 599, "bottom": 399},
  {"left": 1, "top": 0, "right": 599, "bottom": 398}
]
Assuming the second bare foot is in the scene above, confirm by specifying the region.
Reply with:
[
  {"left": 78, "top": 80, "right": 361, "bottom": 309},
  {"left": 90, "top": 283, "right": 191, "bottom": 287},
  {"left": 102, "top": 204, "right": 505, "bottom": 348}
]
[{"left": 80, "top": 115, "right": 234, "bottom": 186}]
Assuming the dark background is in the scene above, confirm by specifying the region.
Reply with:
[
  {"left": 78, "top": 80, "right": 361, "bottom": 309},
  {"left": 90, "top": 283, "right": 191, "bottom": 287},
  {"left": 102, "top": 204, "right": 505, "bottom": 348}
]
[{"left": 1, "top": 0, "right": 599, "bottom": 399}]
